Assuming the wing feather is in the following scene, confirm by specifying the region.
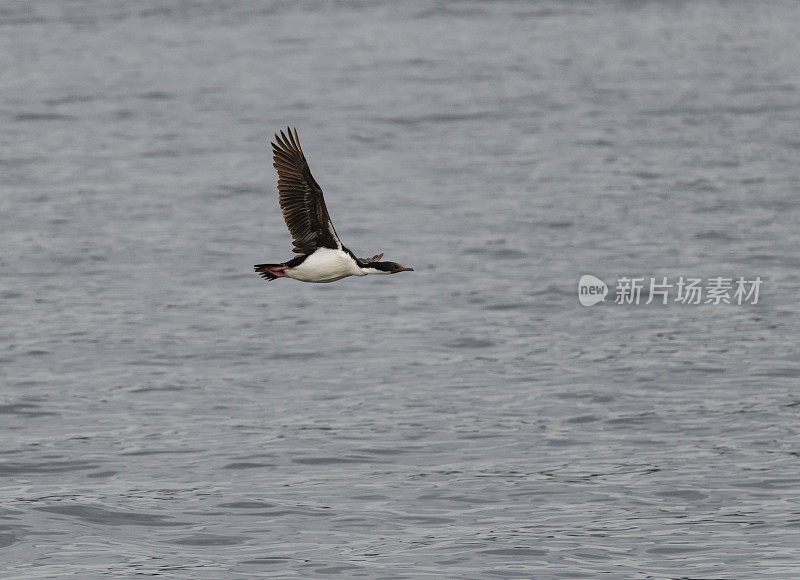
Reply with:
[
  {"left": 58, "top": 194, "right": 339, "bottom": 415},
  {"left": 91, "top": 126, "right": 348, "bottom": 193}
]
[{"left": 271, "top": 128, "right": 341, "bottom": 253}]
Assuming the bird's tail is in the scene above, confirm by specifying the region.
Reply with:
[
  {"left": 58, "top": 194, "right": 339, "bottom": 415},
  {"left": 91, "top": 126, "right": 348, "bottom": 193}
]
[{"left": 254, "top": 263, "right": 288, "bottom": 281}]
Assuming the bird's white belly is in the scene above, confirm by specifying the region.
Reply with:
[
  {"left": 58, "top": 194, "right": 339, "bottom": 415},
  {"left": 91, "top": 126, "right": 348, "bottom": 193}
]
[{"left": 286, "top": 248, "right": 361, "bottom": 283}]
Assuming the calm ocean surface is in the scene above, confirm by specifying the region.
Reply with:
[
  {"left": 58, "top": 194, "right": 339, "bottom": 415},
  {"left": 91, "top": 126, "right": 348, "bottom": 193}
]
[{"left": 2, "top": 1, "right": 800, "bottom": 578}]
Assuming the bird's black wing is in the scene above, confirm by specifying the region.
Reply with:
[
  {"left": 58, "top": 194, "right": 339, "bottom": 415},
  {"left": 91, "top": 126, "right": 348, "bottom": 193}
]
[
  {"left": 271, "top": 128, "right": 342, "bottom": 253},
  {"left": 356, "top": 253, "right": 384, "bottom": 266}
]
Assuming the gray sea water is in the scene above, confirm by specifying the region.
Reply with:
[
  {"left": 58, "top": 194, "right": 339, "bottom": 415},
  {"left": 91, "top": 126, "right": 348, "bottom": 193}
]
[{"left": 2, "top": 1, "right": 800, "bottom": 578}]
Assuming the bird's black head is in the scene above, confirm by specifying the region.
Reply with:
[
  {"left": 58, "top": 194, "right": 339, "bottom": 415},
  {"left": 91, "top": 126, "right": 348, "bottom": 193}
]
[{"left": 366, "top": 261, "right": 414, "bottom": 274}]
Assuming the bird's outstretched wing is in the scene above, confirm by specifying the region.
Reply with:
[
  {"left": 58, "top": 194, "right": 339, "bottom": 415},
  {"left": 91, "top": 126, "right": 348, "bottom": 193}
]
[
  {"left": 271, "top": 128, "right": 341, "bottom": 254},
  {"left": 356, "top": 253, "right": 383, "bottom": 266}
]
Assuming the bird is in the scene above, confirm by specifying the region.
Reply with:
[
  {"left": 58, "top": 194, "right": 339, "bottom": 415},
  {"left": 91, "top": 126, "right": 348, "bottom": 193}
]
[{"left": 254, "top": 128, "right": 413, "bottom": 283}]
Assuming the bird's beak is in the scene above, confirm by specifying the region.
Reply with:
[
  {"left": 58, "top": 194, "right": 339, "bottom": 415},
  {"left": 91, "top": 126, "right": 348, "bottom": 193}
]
[{"left": 396, "top": 266, "right": 414, "bottom": 272}]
